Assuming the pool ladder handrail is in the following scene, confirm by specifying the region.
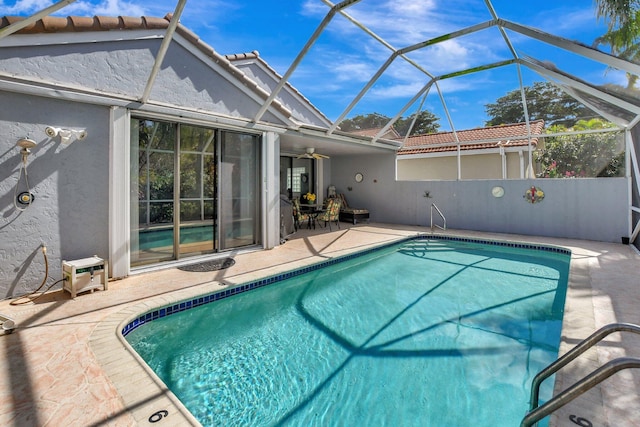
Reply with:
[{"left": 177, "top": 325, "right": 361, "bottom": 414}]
[
  {"left": 430, "top": 203, "right": 446, "bottom": 231},
  {"left": 521, "top": 322, "right": 640, "bottom": 427}
]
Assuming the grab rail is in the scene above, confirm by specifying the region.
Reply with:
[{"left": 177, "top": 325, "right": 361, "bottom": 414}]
[
  {"left": 521, "top": 322, "right": 640, "bottom": 427},
  {"left": 430, "top": 203, "right": 446, "bottom": 231}
]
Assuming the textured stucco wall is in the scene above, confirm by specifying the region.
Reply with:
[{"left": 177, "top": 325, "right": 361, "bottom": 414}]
[
  {"left": 0, "top": 92, "right": 109, "bottom": 298},
  {"left": 0, "top": 38, "right": 285, "bottom": 124},
  {"left": 233, "top": 61, "right": 329, "bottom": 127},
  {"left": 332, "top": 154, "right": 629, "bottom": 243}
]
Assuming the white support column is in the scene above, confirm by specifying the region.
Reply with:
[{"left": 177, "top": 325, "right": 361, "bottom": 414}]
[
  {"left": 109, "top": 107, "right": 131, "bottom": 278},
  {"left": 262, "top": 131, "right": 280, "bottom": 249}
]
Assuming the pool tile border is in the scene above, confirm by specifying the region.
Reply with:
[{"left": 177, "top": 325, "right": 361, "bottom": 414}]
[{"left": 121, "top": 234, "right": 571, "bottom": 338}]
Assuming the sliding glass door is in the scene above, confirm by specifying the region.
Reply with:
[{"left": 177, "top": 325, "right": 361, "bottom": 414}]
[
  {"left": 179, "top": 125, "right": 216, "bottom": 257},
  {"left": 130, "top": 119, "right": 261, "bottom": 268},
  {"left": 219, "top": 131, "right": 260, "bottom": 250}
]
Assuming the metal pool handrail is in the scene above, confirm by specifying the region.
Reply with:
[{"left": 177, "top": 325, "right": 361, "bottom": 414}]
[
  {"left": 521, "top": 322, "right": 640, "bottom": 427},
  {"left": 430, "top": 203, "right": 446, "bottom": 231}
]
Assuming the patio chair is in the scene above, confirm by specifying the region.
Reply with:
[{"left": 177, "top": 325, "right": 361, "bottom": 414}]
[
  {"left": 291, "top": 197, "right": 310, "bottom": 231},
  {"left": 338, "top": 193, "right": 370, "bottom": 224},
  {"left": 317, "top": 197, "right": 341, "bottom": 231}
]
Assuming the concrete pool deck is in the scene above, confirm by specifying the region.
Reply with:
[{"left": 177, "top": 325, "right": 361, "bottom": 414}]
[{"left": 1, "top": 224, "right": 638, "bottom": 426}]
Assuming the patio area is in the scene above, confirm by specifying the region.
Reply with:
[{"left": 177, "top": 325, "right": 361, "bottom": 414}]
[{"left": 1, "top": 223, "right": 639, "bottom": 426}]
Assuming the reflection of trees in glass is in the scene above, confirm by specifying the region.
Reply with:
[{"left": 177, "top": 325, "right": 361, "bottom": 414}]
[
  {"left": 536, "top": 119, "right": 624, "bottom": 178},
  {"left": 149, "top": 202, "right": 173, "bottom": 224},
  {"left": 137, "top": 120, "right": 176, "bottom": 204},
  {"left": 180, "top": 125, "right": 215, "bottom": 223},
  {"left": 149, "top": 152, "right": 174, "bottom": 200},
  {"left": 180, "top": 201, "right": 201, "bottom": 222}
]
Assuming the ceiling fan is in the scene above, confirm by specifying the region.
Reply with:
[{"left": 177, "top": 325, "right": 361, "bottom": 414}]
[{"left": 296, "top": 147, "right": 330, "bottom": 160}]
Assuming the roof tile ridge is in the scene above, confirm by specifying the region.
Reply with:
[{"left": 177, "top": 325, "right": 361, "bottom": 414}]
[
  {"left": 225, "top": 51, "right": 260, "bottom": 61},
  {"left": 0, "top": 14, "right": 172, "bottom": 33}
]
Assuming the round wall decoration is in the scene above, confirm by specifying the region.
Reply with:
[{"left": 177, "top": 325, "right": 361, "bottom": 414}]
[
  {"left": 524, "top": 186, "right": 544, "bottom": 204},
  {"left": 354, "top": 172, "right": 363, "bottom": 183}
]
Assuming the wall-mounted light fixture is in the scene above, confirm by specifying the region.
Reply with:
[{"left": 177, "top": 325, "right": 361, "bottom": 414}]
[{"left": 45, "top": 126, "right": 87, "bottom": 144}]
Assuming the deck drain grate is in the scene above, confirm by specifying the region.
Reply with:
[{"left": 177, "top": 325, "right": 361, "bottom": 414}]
[{"left": 177, "top": 258, "right": 235, "bottom": 272}]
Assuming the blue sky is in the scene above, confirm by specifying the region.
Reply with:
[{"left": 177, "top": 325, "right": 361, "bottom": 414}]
[{"left": 1, "top": 1, "right": 619, "bottom": 131}]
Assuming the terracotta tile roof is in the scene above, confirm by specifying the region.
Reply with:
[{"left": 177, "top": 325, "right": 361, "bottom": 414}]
[
  {"left": 0, "top": 15, "right": 170, "bottom": 33},
  {"left": 397, "top": 120, "right": 545, "bottom": 155},
  {"left": 0, "top": 14, "right": 294, "bottom": 120}
]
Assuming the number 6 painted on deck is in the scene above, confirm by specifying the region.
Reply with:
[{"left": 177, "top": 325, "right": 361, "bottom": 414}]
[
  {"left": 569, "top": 415, "right": 592, "bottom": 427},
  {"left": 149, "top": 410, "right": 169, "bottom": 423}
]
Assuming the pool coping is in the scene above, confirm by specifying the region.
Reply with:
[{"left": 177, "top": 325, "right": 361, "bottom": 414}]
[
  {"left": 91, "top": 233, "right": 576, "bottom": 426},
  {"left": 120, "top": 234, "right": 571, "bottom": 338}
]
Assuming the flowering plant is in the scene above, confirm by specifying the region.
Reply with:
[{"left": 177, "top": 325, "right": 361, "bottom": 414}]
[
  {"left": 303, "top": 192, "right": 316, "bottom": 203},
  {"left": 524, "top": 186, "right": 544, "bottom": 204}
]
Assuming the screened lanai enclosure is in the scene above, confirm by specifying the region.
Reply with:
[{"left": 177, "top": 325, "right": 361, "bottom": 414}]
[
  {"left": 0, "top": 0, "right": 639, "bottom": 287},
  {"left": 7, "top": 0, "right": 634, "bottom": 241}
]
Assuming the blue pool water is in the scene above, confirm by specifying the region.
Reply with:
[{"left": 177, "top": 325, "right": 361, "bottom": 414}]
[
  {"left": 125, "top": 237, "right": 570, "bottom": 426},
  {"left": 138, "top": 225, "right": 214, "bottom": 250}
]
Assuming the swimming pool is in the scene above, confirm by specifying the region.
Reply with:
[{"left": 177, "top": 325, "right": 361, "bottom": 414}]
[{"left": 124, "top": 236, "right": 570, "bottom": 426}]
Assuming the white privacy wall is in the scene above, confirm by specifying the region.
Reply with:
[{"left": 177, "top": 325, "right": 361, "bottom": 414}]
[{"left": 330, "top": 154, "right": 629, "bottom": 244}]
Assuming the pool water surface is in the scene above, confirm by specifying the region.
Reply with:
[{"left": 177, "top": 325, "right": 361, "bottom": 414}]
[{"left": 125, "top": 237, "right": 570, "bottom": 426}]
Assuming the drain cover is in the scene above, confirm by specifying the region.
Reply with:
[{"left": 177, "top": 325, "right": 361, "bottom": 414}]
[{"left": 178, "top": 257, "right": 235, "bottom": 272}]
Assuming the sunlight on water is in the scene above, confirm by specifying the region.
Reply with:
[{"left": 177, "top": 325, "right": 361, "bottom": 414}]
[{"left": 127, "top": 239, "right": 569, "bottom": 426}]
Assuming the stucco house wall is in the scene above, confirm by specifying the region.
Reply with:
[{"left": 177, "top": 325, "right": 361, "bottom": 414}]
[
  {"left": 0, "top": 92, "right": 110, "bottom": 297},
  {"left": 0, "top": 20, "right": 305, "bottom": 298},
  {"left": 228, "top": 53, "right": 332, "bottom": 128}
]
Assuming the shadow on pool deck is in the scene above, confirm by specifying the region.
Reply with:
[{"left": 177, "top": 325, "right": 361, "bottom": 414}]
[{"left": 0, "top": 223, "right": 638, "bottom": 426}]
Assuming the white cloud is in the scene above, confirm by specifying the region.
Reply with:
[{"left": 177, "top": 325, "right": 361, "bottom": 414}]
[
  {"left": 2, "top": 0, "right": 150, "bottom": 16},
  {"left": 2, "top": 0, "right": 52, "bottom": 14}
]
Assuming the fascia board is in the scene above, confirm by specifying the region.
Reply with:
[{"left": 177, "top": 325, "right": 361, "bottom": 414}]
[
  {"left": 293, "top": 125, "right": 400, "bottom": 151},
  {"left": 0, "top": 73, "right": 289, "bottom": 133},
  {"left": 0, "top": 29, "right": 164, "bottom": 47}
]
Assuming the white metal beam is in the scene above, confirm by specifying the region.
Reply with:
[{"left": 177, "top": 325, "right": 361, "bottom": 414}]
[
  {"left": 520, "top": 57, "right": 640, "bottom": 116},
  {"left": 372, "top": 80, "right": 434, "bottom": 143},
  {"left": 500, "top": 19, "right": 640, "bottom": 77},
  {"left": 326, "top": 20, "right": 495, "bottom": 134},
  {"left": 253, "top": 0, "right": 361, "bottom": 123},
  {"left": 139, "top": 0, "right": 187, "bottom": 104}
]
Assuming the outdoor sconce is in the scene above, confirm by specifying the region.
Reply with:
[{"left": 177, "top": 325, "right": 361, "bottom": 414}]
[{"left": 45, "top": 126, "right": 88, "bottom": 144}]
